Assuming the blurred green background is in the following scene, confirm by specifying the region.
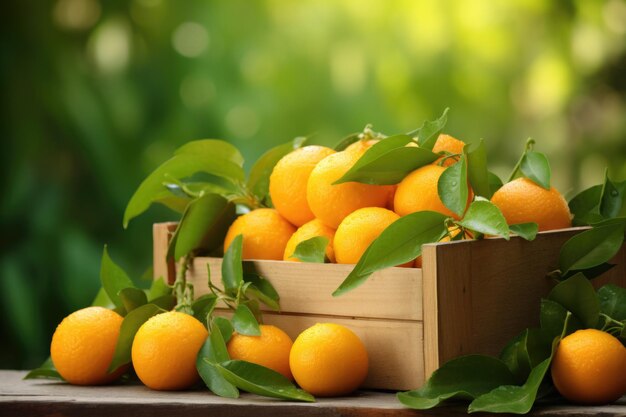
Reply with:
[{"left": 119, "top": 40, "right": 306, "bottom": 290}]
[{"left": 1, "top": 0, "right": 625, "bottom": 369}]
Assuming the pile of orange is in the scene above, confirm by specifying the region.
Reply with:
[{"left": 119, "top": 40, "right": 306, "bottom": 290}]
[{"left": 224, "top": 134, "right": 573, "bottom": 267}]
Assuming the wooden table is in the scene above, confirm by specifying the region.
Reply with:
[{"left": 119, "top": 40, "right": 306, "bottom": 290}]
[{"left": 1, "top": 371, "right": 625, "bottom": 417}]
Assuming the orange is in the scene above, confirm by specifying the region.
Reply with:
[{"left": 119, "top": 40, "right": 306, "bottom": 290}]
[
  {"left": 290, "top": 323, "right": 368, "bottom": 397},
  {"left": 551, "top": 329, "right": 626, "bottom": 405},
  {"left": 334, "top": 207, "right": 411, "bottom": 267},
  {"left": 50, "top": 306, "right": 125, "bottom": 385},
  {"left": 283, "top": 218, "right": 336, "bottom": 262},
  {"left": 394, "top": 164, "right": 471, "bottom": 219},
  {"left": 307, "top": 150, "right": 393, "bottom": 229},
  {"left": 223, "top": 208, "right": 296, "bottom": 260},
  {"left": 269, "top": 146, "right": 336, "bottom": 227},
  {"left": 432, "top": 134, "right": 465, "bottom": 166},
  {"left": 132, "top": 311, "right": 208, "bottom": 390},
  {"left": 490, "top": 177, "right": 571, "bottom": 231},
  {"left": 227, "top": 324, "right": 294, "bottom": 380}
]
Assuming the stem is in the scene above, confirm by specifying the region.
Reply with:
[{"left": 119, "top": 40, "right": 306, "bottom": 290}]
[
  {"left": 437, "top": 152, "right": 461, "bottom": 166},
  {"left": 174, "top": 255, "right": 193, "bottom": 314},
  {"left": 507, "top": 138, "right": 535, "bottom": 182}
]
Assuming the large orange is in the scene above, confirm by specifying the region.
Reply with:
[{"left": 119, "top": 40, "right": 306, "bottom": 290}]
[
  {"left": 227, "top": 324, "right": 294, "bottom": 380},
  {"left": 50, "top": 306, "right": 125, "bottom": 385},
  {"left": 432, "top": 134, "right": 465, "bottom": 167},
  {"left": 490, "top": 178, "right": 571, "bottom": 231},
  {"left": 132, "top": 311, "right": 208, "bottom": 391},
  {"left": 283, "top": 218, "right": 336, "bottom": 262},
  {"left": 307, "top": 151, "right": 393, "bottom": 229},
  {"left": 223, "top": 208, "right": 296, "bottom": 260},
  {"left": 394, "top": 164, "right": 470, "bottom": 219},
  {"left": 551, "top": 329, "right": 626, "bottom": 404},
  {"left": 289, "top": 323, "right": 368, "bottom": 397},
  {"left": 269, "top": 146, "right": 336, "bottom": 227}
]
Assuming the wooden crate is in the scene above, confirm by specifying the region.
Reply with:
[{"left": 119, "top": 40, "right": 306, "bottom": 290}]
[{"left": 153, "top": 223, "right": 626, "bottom": 391}]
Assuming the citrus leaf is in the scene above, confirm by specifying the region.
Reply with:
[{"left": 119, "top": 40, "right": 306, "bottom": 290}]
[
  {"left": 175, "top": 139, "right": 244, "bottom": 166},
  {"left": 509, "top": 223, "right": 538, "bottom": 241},
  {"left": 397, "top": 355, "right": 516, "bottom": 410},
  {"left": 438, "top": 154, "right": 469, "bottom": 217},
  {"left": 147, "top": 277, "right": 171, "bottom": 301},
  {"left": 488, "top": 171, "right": 504, "bottom": 196},
  {"left": 598, "top": 284, "right": 626, "bottom": 321},
  {"left": 520, "top": 151, "right": 551, "bottom": 190},
  {"left": 118, "top": 287, "right": 147, "bottom": 313},
  {"left": 91, "top": 287, "right": 115, "bottom": 309},
  {"left": 24, "top": 357, "right": 63, "bottom": 381},
  {"left": 333, "top": 211, "right": 447, "bottom": 296},
  {"left": 100, "top": 246, "right": 135, "bottom": 311},
  {"left": 232, "top": 304, "right": 260, "bottom": 336},
  {"left": 499, "top": 328, "right": 552, "bottom": 384},
  {"left": 217, "top": 360, "right": 315, "bottom": 402},
  {"left": 222, "top": 234, "right": 243, "bottom": 296},
  {"left": 600, "top": 174, "right": 626, "bottom": 219},
  {"left": 540, "top": 299, "right": 583, "bottom": 339},
  {"left": 197, "top": 323, "right": 239, "bottom": 398},
  {"left": 289, "top": 236, "right": 329, "bottom": 263},
  {"left": 464, "top": 139, "right": 491, "bottom": 198},
  {"left": 108, "top": 303, "right": 165, "bottom": 372},
  {"left": 547, "top": 273, "right": 599, "bottom": 329},
  {"left": 192, "top": 294, "right": 218, "bottom": 327},
  {"left": 558, "top": 262, "right": 616, "bottom": 281},
  {"left": 213, "top": 316, "right": 234, "bottom": 343},
  {"left": 148, "top": 294, "right": 176, "bottom": 311},
  {"left": 569, "top": 184, "right": 603, "bottom": 226},
  {"left": 456, "top": 200, "right": 510, "bottom": 239},
  {"left": 409, "top": 108, "right": 449, "bottom": 150},
  {"left": 243, "top": 273, "right": 280, "bottom": 311},
  {"left": 333, "top": 132, "right": 361, "bottom": 151},
  {"left": 247, "top": 136, "right": 307, "bottom": 203},
  {"left": 559, "top": 218, "right": 626, "bottom": 274},
  {"left": 334, "top": 135, "right": 438, "bottom": 185}
]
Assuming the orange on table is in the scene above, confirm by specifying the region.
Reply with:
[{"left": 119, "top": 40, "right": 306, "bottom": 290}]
[
  {"left": 223, "top": 208, "right": 296, "bottom": 260},
  {"left": 307, "top": 150, "right": 393, "bottom": 229},
  {"left": 551, "top": 329, "right": 626, "bottom": 405},
  {"left": 227, "top": 324, "right": 294, "bottom": 380},
  {"left": 132, "top": 311, "right": 208, "bottom": 391},
  {"left": 490, "top": 177, "right": 572, "bottom": 231},
  {"left": 50, "top": 306, "right": 125, "bottom": 385},
  {"left": 394, "top": 164, "right": 471, "bottom": 219},
  {"left": 334, "top": 207, "right": 411, "bottom": 267},
  {"left": 283, "top": 218, "right": 336, "bottom": 262},
  {"left": 432, "top": 134, "right": 465, "bottom": 167},
  {"left": 269, "top": 145, "right": 336, "bottom": 227},
  {"left": 289, "top": 323, "right": 368, "bottom": 397}
]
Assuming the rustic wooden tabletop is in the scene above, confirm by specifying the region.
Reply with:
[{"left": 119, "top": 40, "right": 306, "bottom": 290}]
[{"left": 1, "top": 371, "right": 625, "bottom": 417}]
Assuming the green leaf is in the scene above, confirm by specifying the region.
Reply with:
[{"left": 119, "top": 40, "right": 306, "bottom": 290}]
[
  {"left": 520, "top": 151, "right": 551, "bottom": 190},
  {"left": 547, "top": 273, "right": 600, "bottom": 329},
  {"left": 247, "top": 136, "right": 307, "bottom": 202},
  {"left": 438, "top": 154, "right": 469, "bottom": 217},
  {"left": 456, "top": 200, "right": 510, "bottom": 239},
  {"left": 598, "top": 284, "right": 626, "bottom": 321},
  {"left": 197, "top": 323, "right": 240, "bottom": 398},
  {"left": 108, "top": 304, "right": 165, "bottom": 372},
  {"left": 397, "top": 355, "right": 516, "bottom": 410},
  {"left": 600, "top": 175, "right": 626, "bottom": 219},
  {"left": 91, "top": 287, "right": 115, "bottom": 309},
  {"left": 464, "top": 140, "right": 491, "bottom": 198},
  {"left": 243, "top": 273, "right": 280, "bottom": 311},
  {"left": 172, "top": 194, "right": 235, "bottom": 260},
  {"left": 100, "top": 246, "right": 135, "bottom": 310},
  {"left": 559, "top": 262, "right": 616, "bottom": 281},
  {"left": 509, "top": 223, "right": 538, "bottom": 241},
  {"left": 499, "top": 328, "right": 552, "bottom": 383},
  {"left": 192, "top": 294, "right": 218, "bottom": 327},
  {"left": 118, "top": 287, "right": 147, "bottom": 313},
  {"left": 488, "top": 171, "right": 504, "bottom": 196},
  {"left": 232, "top": 304, "right": 261, "bottom": 336},
  {"left": 147, "top": 277, "right": 171, "bottom": 301},
  {"left": 124, "top": 146, "right": 245, "bottom": 227},
  {"left": 24, "top": 357, "right": 63, "bottom": 380},
  {"left": 569, "top": 184, "right": 603, "bottom": 226},
  {"left": 217, "top": 360, "right": 315, "bottom": 402},
  {"left": 222, "top": 234, "right": 244, "bottom": 296},
  {"left": 213, "top": 316, "right": 234, "bottom": 343},
  {"left": 148, "top": 294, "right": 176, "bottom": 311},
  {"left": 333, "top": 135, "right": 438, "bottom": 185},
  {"left": 175, "top": 139, "right": 244, "bottom": 166},
  {"left": 333, "top": 132, "right": 361, "bottom": 151},
  {"left": 540, "top": 299, "right": 582, "bottom": 339},
  {"left": 410, "top": 108, "right": 449, "bottom": 150},
  {"left": 559, "top": 218, "right": 626, "bottom": 274},
  {"left": 468, "top": 357, "right": 552, "bottom": 414},
  {"left": 333, "top": 211, "right": 448, "bottom": 296},
  {"left": 288, "top": 236, "right": 329, "bottom": 263}
]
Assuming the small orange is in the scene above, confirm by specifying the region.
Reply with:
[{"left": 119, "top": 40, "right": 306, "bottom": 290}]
[
  {"left": 334, "top": 207, "right": 411, "bottom": 267},
  {"left": 290, "top": 323, "right": 368, "bottom": 397},
  {"left": 432, "top": 134, "right": 465, "bottom": 167},
  {"left": 551, "top": 329, "right": 626, "bottom": 405},
  {"left": 223, "top": 208, "right": 296, "bottom": 260},
  {"left": 50, "top": 306, "right": 125, "bottom": 385},
  {"left": 283, "top": 219, "right": 336, "bottom": 262},
  {"left": 394, "top": 164, "right": 471, "bottom": 219},
  {"left": 227, "top": 324, "right": 294, "bottom": 380},
  {"left": 269, "top": 146, "right": 336, "bottom": 227},
  {"left": 490, "top": 178, "right": 571, "bottom": 231},
  {"left": 307, "top": 151, "right": 393, "bottom": 229},
  {"left": 132, "top": 311, "right": 208, "bottom": 391}
]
